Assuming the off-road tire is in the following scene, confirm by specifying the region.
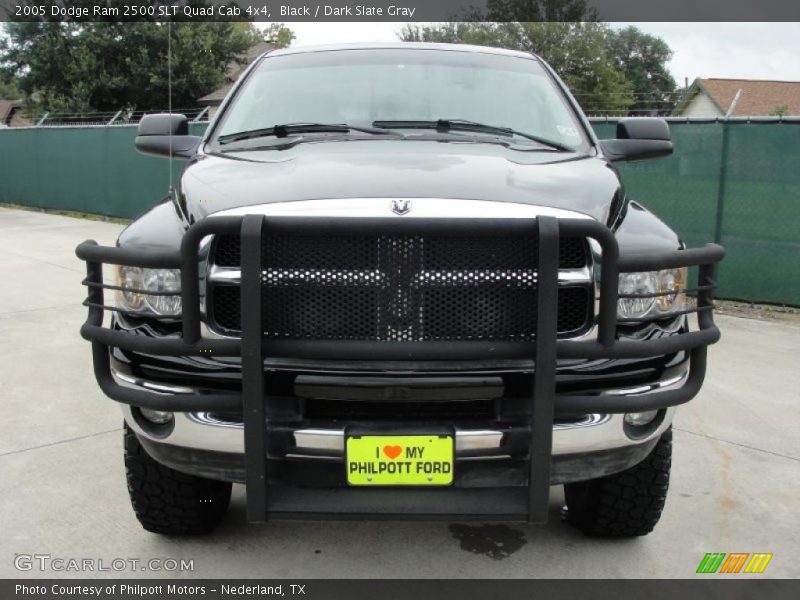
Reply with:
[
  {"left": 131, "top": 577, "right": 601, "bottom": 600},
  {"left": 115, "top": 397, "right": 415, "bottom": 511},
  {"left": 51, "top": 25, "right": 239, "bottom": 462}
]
[
  {"left": 124, "top": 424, "right": 232, "bottom": 535},
  {"left": 563, "top": 428, "right": 672, "bottom": 537}
]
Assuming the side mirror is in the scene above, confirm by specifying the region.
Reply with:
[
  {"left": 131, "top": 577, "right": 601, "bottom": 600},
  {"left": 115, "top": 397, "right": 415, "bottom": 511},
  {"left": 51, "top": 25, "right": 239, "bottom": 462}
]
[
  {"left": 134, "top": 114, "right": 201, "bottom": 159},
  {"left": 598, "top": 118, "right": 673, "bottom": 162}
]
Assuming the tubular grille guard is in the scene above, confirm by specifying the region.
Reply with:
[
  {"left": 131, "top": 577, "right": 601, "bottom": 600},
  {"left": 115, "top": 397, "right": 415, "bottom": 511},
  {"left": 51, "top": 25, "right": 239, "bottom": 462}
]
[{"left": 76, "top": 215, "right": 724, "bottom": 523}]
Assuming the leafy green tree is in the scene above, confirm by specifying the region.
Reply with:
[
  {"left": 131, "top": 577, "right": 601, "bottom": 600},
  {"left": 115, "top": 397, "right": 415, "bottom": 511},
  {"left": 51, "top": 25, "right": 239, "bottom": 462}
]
[
  {"left": 770, "top": 104, "right": 789, "bottom": 117},
  {"left": 263, "top": 23, "right": 296, "bottom": 48},
  {"left": 604, "top": 26, "right": 677, "bottom": 115},
  {"left": 0, "top": 75, "right": 21, "bottom": 100},
  {"left": 480, "top": 0, "right": 598, "bottom": 21},
  {"left": 0, "top": 19, "right": 287, "bottom": 112},
  {"left": 400, "top": 21, "right": 633, "bottom": 114}
]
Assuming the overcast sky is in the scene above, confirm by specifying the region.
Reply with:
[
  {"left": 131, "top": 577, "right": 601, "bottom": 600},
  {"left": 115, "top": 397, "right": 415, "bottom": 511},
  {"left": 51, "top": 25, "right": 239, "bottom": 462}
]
[{"left": 281, "top": 22, "right": 800, "bottom": 85}]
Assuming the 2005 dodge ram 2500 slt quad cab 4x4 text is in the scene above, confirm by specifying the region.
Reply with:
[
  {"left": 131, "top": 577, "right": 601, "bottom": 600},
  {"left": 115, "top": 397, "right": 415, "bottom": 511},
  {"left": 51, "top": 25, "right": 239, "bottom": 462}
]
[{"left": 76, "top": 43, "right": 724, "bottom": 537}]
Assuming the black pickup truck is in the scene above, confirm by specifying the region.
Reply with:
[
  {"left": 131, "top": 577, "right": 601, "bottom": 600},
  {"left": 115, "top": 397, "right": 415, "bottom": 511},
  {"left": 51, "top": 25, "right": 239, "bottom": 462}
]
[{"left": 76, "top": 43, "right": 723, "bottom": 537}]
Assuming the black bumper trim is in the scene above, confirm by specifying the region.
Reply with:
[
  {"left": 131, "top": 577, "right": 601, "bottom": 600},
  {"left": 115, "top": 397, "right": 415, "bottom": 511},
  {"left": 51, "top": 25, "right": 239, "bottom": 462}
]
[
  {"left": 294, "top": 375, "right": 505, "bottom": 402},
  {"left": 139, "top": 434, "right": 657, "bottom": 493}
]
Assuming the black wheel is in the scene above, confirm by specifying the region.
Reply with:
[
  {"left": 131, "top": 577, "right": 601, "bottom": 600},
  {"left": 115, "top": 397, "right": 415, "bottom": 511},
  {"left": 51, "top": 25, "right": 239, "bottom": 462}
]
[
  {"left": 563, "top": 428, "right": 672, "bottom": 537},
  {"left": 124, "top": 424, "right": 232, "bottom": 535}
]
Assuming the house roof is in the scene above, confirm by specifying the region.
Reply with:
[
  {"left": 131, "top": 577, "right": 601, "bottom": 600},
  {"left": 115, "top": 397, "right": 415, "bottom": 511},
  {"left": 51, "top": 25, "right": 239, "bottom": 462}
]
[
  {"left": 198, "top": 41, "right": 276, "bottom": 105},
  {"left": 679, "top": 78, "right": 800, "bottom": 116},
  {"left": 0, "top": 99, "right": 23, "bottom": 124},
  {"left": 197, "top": 85, "right": 233, "bottom": 105}
]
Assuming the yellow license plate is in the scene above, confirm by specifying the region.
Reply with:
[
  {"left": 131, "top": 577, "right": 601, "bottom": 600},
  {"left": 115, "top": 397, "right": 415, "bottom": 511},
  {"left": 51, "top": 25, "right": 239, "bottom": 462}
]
[{"left": 346, "top": 434, "right": 454, "bottom": 486}]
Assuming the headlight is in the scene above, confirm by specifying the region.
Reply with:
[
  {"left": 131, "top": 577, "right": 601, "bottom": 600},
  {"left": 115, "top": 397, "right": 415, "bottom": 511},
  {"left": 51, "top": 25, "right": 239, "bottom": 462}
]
[
  {"left": 618, "top": 267, "right": 686, "bottom": 320},
  {"left": 115, "top": 266, "right": 182, "bottom": 316},
  {"left": 117, "top": 265, "right": 145, "bottom": 311}
]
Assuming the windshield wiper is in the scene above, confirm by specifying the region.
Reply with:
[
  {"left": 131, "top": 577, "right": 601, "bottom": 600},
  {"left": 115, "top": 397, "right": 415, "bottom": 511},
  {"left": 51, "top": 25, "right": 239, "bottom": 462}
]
[
  {"left": 218, "top": 123, "right": 393, "bottom": 145},
  {"left": 372, "top": 119, "right": 574, "bottom": 152}
]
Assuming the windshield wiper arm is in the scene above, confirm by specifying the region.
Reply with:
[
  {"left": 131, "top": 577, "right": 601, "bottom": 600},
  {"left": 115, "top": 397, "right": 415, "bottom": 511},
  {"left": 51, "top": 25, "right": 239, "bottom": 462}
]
[
  {"left": 372, "top": 119, "right": 574, "bottom": 152},
  {"left": 218, "top": 123, "right": 393, "bottom": 145}
]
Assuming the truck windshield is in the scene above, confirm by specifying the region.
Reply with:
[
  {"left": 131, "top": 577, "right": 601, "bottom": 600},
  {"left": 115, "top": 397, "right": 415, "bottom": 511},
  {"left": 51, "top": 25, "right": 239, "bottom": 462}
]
[{"left": 212, "top": 48, "right": 590, "bottom": 152}]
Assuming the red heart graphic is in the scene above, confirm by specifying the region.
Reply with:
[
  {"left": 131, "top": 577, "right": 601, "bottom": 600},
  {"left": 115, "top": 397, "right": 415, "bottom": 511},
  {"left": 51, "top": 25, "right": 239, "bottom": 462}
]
[{"left": 383, "top": 445, "right": 403, "bottom": 460}]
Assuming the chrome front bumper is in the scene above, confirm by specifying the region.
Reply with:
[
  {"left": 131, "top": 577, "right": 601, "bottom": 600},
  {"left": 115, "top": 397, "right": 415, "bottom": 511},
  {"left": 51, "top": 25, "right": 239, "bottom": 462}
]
[{"left": 118, "top": 368, "right": 682, "bottom": 461}]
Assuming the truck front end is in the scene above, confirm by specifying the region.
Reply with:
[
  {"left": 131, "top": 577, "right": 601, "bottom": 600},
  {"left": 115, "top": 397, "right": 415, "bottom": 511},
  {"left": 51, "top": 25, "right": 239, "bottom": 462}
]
[{"left": 76, "top": 44, "right": 724, "bottom": 536}]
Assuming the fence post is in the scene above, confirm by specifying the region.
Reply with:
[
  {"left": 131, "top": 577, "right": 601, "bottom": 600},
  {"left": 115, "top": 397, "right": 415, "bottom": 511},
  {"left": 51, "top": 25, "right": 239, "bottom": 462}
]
[
  {"left": 193, "top": 107, "right": 209, "bottom": 122},
  {"left": 713, "top": 120, "right": 730, "bottom": 244},
  {"left": 107, "top": 110, "right": 122, "bottom": 125}
]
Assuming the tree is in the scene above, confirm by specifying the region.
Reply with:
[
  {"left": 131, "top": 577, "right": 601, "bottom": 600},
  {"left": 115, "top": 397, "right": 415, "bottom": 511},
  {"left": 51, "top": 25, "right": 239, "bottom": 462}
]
[
  {"left": 0, "top": 19, "right": 293, "bottom": 113},
  {"left": 771, "top": 104, "right": 789, "bottom": 117},
  {"left": 480, "top": 0, "right": 598, "bottom": 21},
  {"left": 0, "top": 75, "right": 21, "bottom": 100},
  {"left": 400, "top": 22, "right": 633, "bottom": 114},
  {"left": 604, "top": 26, "right": 677, "bottom": 115},
  {"left": 263, "top": 23, "right": 296, "bottom": 48}
]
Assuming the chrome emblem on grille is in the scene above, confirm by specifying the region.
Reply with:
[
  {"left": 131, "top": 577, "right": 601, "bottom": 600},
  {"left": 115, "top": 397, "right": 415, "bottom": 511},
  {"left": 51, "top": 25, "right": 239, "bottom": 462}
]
[{"left": 391, "top": 199, "right": 411, "bottom": 215}]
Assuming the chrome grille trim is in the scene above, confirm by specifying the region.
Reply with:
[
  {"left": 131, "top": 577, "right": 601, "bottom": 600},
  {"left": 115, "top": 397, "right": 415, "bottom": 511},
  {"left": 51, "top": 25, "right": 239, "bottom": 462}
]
[
  {"left": 208, "top": 264, "right": 593, "bottom": 286},
  {"left": 199, "top": 199, "right": 598, "bottom": 342}
]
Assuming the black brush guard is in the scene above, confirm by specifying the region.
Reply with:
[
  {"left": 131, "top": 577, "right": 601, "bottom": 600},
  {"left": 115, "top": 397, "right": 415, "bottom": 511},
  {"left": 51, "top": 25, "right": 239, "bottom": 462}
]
[{"left": 76, "top": 215, "right": 724, "bottom": 522}]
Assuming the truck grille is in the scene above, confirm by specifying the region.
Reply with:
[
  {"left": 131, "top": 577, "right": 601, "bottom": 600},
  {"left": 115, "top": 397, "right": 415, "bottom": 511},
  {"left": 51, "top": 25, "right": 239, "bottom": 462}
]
[{"left": 208, "top": 233, "right": 592, "bottom": 341}]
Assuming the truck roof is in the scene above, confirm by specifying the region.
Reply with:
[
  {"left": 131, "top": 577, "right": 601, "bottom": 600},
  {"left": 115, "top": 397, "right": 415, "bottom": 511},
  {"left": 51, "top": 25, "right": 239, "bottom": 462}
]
[{"left": 265, "top": 42, "right": 539, "bottom": 62}]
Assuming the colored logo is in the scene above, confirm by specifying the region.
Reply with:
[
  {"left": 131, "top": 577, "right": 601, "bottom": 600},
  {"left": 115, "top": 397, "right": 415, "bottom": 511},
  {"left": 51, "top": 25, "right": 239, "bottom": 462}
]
[{"left": 696, "top": 553, "right": 773, "bottom": 574}]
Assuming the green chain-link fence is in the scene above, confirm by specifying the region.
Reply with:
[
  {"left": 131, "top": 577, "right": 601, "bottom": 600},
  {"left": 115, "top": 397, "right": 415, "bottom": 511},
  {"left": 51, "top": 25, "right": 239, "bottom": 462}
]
[
  {"left": 0, "top": 124, "right": 206, "bottom": 218},
  {"left": 592, "top": 120, "right": 800, "bottom": 305},
  {"left": 0, "top": 120, "right": 798, "bottom": 305}
]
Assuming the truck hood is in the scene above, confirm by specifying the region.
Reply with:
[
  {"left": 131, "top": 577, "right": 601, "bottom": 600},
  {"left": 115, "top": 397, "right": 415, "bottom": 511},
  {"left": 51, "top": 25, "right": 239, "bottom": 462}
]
[{"left": 179, "top": 140, "right": 623, "bottom": 223}]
